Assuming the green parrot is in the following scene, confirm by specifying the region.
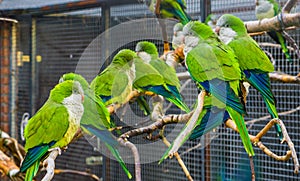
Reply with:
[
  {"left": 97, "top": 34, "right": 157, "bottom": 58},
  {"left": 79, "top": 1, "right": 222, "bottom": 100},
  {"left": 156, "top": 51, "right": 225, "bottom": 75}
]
[
  {"left": 255, "top": 0, "right": 292, "bottom": 62},
  {"left": 90, "top": 49, "right": 136, "bottom": 106},
  {"left": 172, "top": 22, "right": 185, "bottom": 49},
  {"left": 133, "top": 44, "right": 190, "bottom": 113},
  {"left": 204, "top": 13, "right": 218, "bottom": 30},
  {"left": 20, "top": 80, "right": 85, "bottom": 181},
  {"left": 59, "top": 73, "right": 132, "bottom": 179},
  {"left": 215, "top": 14, "right": 282, "bottom": 140},
  {"left": 145, "top": 0, "right": 192, "bottom": 25},
  {"left": 161, "top": 21, "right": 255, "bottom": 161}
]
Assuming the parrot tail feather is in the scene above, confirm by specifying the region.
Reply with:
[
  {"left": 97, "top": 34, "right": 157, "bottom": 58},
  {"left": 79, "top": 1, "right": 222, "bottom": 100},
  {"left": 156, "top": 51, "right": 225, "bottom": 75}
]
[
  {"left": 20, "top": 142, "right": 55, "bottom": 173},
  {"left": 24, "top": 161, "right": 40, "bottom": 181},
  {"left": 83, "top": 124, "right": 119, "bottom": 147},
  {"left": 190, "top": 108, "right": 229, "bottom": 140},
  {"left": 227, "top": 107, "right": 254, "bottom": 156},
  {"left": 244, "top": 70, "right": 283, "bottom": 140},
  {"left": 106, "top": 144, "right": 132, "bottom": 179},
  {"left": 145, "top": 85, "right": 190, "bottom": 112}
]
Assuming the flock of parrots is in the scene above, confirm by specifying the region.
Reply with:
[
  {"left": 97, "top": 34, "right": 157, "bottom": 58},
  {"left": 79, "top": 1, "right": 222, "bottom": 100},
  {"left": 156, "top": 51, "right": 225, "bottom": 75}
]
[{"left": 20, "top": 0, "right": 293, "bottom": 180}]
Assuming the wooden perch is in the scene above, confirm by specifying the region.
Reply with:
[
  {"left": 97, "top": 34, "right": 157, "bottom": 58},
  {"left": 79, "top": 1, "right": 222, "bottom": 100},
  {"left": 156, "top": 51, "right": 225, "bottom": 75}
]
[
  {"left": 269, "top": 72, "right": 300, "bottom": 84},
  {"left": 164, "top": 91, "right": 206, "bottom": 158},
  {"left": 54, "top": 169, "right": 100, "bottom": 181},
  {"left": 245, "top": 13, "right": 300, "bottom": 33},
  {"left": 0, "top": 150, "right": 21, "bottom": 180}
]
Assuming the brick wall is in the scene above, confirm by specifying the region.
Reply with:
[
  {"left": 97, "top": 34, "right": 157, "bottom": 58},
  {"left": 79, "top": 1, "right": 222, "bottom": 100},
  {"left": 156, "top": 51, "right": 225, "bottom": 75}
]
[{"left": 0, "top": 22, "right": 11, "bottom": 133}]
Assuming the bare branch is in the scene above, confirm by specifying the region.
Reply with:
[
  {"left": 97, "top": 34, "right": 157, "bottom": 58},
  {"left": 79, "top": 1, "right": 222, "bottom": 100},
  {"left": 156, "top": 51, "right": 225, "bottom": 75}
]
[
  {"left": 258, "top": 42, "right": 295, "bottom": 51},
  {"left": 247, "top": 106, "right": 300, "bottom": 127},
  {"left": 165, "top": 91, "right": 206, "bottom": 158},
  {"left": 161, "top": 136, "right": 194, "bottom": 181},
  {"left": 54, "top": 169, "right": 100, "bottom": 181},
  {"left": 245, "top": 13, "right": 300, "bottom": 33},
  {"left": 0, "top": 150, "right": 21, "bottom": 180},
  {"left": 269, "top": 72, "right": 300, "bottom": 84},
  {"left": 225, "top": 118, "right": 299, "bottom": 174},
  {"left": 41, "top": 148, "right": 61, "bottom": 181},
  {"left": 117, "top": 138, "right": 141, "bottom": 181},
  {"left": 282, "top": 0, "right": 298, "bottom": 13}
]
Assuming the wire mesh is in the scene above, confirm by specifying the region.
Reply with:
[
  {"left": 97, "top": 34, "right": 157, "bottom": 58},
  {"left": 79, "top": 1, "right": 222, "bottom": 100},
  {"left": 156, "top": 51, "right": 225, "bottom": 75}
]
[{"left": 13, "top": 0, "right": 300, "bottom": 180}]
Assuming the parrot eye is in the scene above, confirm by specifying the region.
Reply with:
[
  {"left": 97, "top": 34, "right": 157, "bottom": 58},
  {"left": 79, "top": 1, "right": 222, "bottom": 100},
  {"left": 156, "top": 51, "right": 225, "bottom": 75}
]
[{"left": 224, "top": 24, "right": 229, "bottom": 28}]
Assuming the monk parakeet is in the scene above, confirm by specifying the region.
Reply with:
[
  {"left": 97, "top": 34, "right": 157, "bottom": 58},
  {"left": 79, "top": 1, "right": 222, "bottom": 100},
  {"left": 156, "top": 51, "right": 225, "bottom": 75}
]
[
  {"left": 179, "top": 21, "right": 254, "bottom": 158},
  {"left": 215, "top": 14, "right": 282, "bottom": 140},
  {"left": 145, "top": 0, "right": 192, "bottom": 25},
  {"left": 172, "top": 23, "right": 185, "bottom": 49},
  {"left": 20, "top": 80, "right": 85, "bottom": 181},
  {"left": 255, "top": 0, "right": 292, "bottom": 62},
  {"left": 90, "top": 49, "right": 136, "bottom": 106},
  {"left": 59, "top": 73, "right": 132, "bottom": 179},
  {"left": 204, "top": 14, "right": 218, "bottom": 30},
  {"left": 133, "top": 44, "right": 190, "bottom": 113}
]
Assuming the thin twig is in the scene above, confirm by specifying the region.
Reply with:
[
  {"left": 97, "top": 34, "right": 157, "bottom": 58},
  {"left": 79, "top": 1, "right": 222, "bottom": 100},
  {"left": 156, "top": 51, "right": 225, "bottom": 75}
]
[
  {"left": 161, "top": 136, "right": 194, "bottom": 181},
  {"left": 282, "top": 30, "right": 300, "bottom": 59},
  {"left": 247, "top": 106, "right": 300, "bottom": 127},
  {"left": 54, "top": 169, "right": 100, "bottom": 181},
  {"left": 258, "top": 42, "right": 295, "bottom": 51},
  {"left": 282, "top": 0, "right": 298, "bottom": 13}
]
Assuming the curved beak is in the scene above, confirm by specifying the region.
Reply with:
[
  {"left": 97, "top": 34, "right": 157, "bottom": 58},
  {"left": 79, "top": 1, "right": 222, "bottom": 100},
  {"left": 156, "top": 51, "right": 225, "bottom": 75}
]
[
  {"left": 81, "top": 94, "right": 84, "bottom": 102},
  {"left": 215, "top": 26, "right": 220, "bottom": 35}
]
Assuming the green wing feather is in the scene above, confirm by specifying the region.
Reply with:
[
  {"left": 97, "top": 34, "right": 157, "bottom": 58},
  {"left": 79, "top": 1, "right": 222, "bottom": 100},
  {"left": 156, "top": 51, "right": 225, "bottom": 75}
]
[
  {"left": 24, "top": 101, "right": 69, "bottom": 150},
  {"left": 185, "top": 42, "right": 241, "bottom": 83},
  {"left": 133, "top": 57, "right": 165, "bottom": 89},
  {"left": 228, "top": 36, "right": 274, "bottom": 73},
  {"left": 90, "top": 63, "right": 132, "bottom": 105},
  {"left": 150, "top": 58, "right": 181, "bottom": 90}
]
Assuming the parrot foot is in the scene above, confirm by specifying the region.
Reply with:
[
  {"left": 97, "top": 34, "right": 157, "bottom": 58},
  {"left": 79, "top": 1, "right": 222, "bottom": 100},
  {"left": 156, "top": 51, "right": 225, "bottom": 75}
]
[{"left": 48, "top": 147, "right": 62, "bottom": 155}]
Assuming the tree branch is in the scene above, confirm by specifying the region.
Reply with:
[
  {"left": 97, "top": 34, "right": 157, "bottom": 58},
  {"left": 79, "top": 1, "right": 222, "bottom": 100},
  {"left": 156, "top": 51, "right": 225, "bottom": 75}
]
[
  {"left": 41, "top": 148, "right": 61, "bottom": 181},
  {"left": 164, "top": 91, "right": 206, "bottom": 158},
  {"left": 269, "top": 72, "right": 300, "bottom": 84},
  {"left": 282, "top": 0, "right": 298, "bottom": 13},
  {"left": 225, "top": 118, "right": 299, "bottom": 174},
  {"left": 54, "top": 169, "right": 100, "bottom": 181},
  {"left": 245, "top": 13, "right": 300, "bottom": 33},
  {"left": 117, "top": 138, "right": 141, "bottom": 181},
  {"left": 161, "top": 136, "right": 194, "bottom": 181}
]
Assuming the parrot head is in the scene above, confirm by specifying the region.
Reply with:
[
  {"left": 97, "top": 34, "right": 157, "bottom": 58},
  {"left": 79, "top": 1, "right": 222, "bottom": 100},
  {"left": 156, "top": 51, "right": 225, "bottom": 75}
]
[
  {"left": 173, "top": 23, "right": 184, "bottom": 36},
  {"left": 50, "top": 80, "right": 84, "bottom": 104},
  {"left": 59, "top": 72, "right": 89, "bottom": 91},
  {"left": 183, "top": 21, "right": 215, "bottom": 41},
  {"left": 215, "top": 14, "right": 246, "bottom": 44},
  {"left": 135, "top": 41, "right": 159, "bottom": 62},
  {"left": 112, "top": 49, "right": 136, "bottom": 66}
]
